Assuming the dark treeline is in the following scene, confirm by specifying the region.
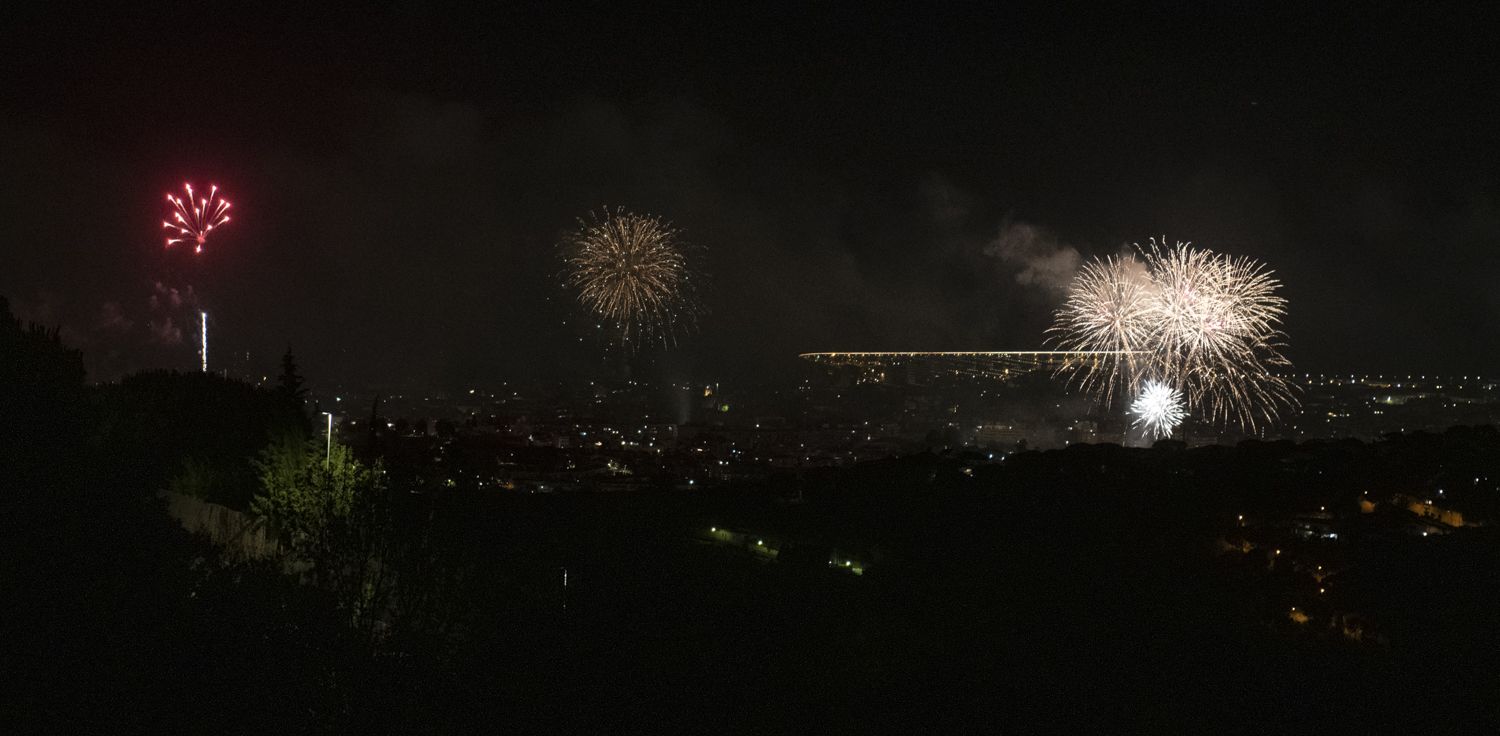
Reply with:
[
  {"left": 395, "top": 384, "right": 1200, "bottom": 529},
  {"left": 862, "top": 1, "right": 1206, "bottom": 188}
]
[{"left": 5, "top": 295, "right": 1500, "bottom": 733}]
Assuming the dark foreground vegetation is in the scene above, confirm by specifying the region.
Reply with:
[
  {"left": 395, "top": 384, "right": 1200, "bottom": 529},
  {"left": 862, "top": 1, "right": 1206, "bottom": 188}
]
[{"left": 5, "top": 297, "right": 1500, "bottom": 733}]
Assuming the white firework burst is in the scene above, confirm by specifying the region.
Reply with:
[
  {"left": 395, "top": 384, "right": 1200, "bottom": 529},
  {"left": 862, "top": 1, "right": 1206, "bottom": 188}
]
[{"left": 1130, "top": 380, "right": 1188, "bottom": 439}]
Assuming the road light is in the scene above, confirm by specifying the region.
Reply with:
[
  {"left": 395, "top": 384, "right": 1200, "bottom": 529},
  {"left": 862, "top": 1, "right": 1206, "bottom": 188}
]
[{"left": 322, "top": 412, "right": 333, "bottom": 467}]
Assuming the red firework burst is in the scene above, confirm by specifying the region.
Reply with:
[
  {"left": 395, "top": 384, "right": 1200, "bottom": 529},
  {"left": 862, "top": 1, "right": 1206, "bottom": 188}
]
[{"left": 163, "top": 182, "right": 231, "bottom": 253}]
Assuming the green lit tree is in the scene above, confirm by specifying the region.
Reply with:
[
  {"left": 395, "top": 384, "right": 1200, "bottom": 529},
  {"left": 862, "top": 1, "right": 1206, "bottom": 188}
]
[{"left": 252, "top": 435, "right": 393, "bottom": 636}]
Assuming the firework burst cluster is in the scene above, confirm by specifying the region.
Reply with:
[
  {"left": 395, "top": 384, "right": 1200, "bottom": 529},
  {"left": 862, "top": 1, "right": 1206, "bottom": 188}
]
[
  {"left": 559, "top": 208, "right": 702, "bottom": 349},
  {"left": 163, "top": 183, "right": 231, "bottom": 254},
  {"left": 1050, "top": 238, "right": 1296, "bottom": 433}
]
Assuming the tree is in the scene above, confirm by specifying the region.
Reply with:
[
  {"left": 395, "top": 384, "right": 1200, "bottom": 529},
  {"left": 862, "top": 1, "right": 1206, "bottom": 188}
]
[
  {"left": 0, "top": 295, "right": 87, "bottom": 497},
  {"left": 252, "top": 435, "right": 393, "bottom": 635},
  {"left": 277, "top": 347, "right": 306, "bottom": 401}
]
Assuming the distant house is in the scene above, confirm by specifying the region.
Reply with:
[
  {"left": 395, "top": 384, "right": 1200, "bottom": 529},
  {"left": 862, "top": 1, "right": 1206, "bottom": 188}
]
[
  {"left": 1396, "top": 494, "right": 1465, "bottom": 528},
  {"left": 975, "top": 424, "right": 1025, "bottom": 448},
  {"left": 696, "top": 526, "right": 781, "bottom": 561}
]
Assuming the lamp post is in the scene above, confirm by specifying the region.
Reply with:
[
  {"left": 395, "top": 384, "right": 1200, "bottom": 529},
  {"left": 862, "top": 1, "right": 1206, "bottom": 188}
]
[{"left": 323, "top": 412, "right": 333, "bottom": 468}]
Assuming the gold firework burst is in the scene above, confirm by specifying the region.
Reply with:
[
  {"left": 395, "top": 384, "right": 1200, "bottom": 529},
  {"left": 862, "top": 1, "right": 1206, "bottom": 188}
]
[{"left": 560, "top": 208, "right": 701, "bottom": 349}]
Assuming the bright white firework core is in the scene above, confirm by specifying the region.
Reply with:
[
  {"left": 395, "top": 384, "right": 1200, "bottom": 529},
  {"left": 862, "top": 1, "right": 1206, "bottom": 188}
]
[
  {"left": 200, "top": 311, "right": 208, "bottom": 373},
  {"left": 1130, "top": 380, "right": 1187, "bottom": 439}
]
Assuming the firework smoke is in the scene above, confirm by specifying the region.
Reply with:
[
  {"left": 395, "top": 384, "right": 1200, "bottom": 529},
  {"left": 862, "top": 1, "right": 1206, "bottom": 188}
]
[{"left": 985, "top": 220, "right": 1082, "bottom": 295}]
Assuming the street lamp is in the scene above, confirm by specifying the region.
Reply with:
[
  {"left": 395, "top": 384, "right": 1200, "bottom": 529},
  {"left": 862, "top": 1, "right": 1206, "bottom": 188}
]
[{"left": 322, "top": 412, "right": 333, "bottom": 467}]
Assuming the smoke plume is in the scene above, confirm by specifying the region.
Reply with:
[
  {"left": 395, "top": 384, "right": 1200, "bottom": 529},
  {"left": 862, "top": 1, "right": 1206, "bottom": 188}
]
[{"left": 984, "top": 220, "right": 1082, "bottom": 295}]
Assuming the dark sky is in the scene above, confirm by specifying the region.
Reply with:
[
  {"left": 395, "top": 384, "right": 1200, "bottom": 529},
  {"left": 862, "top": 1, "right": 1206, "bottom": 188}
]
[{"left": 2, "top": 3, "right": 1497, "bottom": 387}]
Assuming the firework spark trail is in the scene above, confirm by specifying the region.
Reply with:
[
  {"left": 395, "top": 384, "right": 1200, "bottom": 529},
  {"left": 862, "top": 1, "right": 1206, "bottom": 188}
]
[
  {"left": 1145, "top": 240, "right": 1295, "bottom": 429},
  {"left": 560, "top": 209, "right": 701, "bottom": 349},
  {"left": 1045, "top": 253, "right": 1156, "bottom": 407},
  {"left": 163, "top": 183, "right": 231, "bottom": 253},
  {"left": 1049, "top": 237, "right": 1298, "bottom": 431},
  {"left": 200, "top": 310, "right": 208, "bottom": 373},
  {"left": 1130, "top": 380, "right": 1187, "bottom": 439}
]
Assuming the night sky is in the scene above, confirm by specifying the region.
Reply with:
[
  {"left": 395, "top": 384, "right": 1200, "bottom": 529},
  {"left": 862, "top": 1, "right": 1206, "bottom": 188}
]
[{"left": 3, "top": 4, "right": 1497, "bottom": 386}]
